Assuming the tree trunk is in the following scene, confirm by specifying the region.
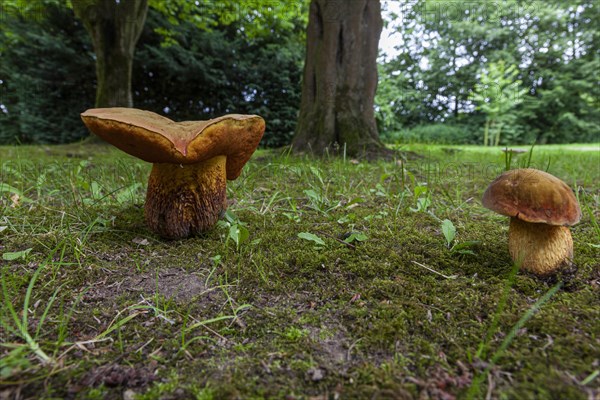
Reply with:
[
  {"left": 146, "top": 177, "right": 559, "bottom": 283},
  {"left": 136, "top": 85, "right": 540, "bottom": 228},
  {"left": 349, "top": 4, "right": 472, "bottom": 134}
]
[
  {"left": 292, "top": 0, "right": 389, "bottom": 158},
  {"left": 73, "top": 0, "right": 148, "bottom": 108}
]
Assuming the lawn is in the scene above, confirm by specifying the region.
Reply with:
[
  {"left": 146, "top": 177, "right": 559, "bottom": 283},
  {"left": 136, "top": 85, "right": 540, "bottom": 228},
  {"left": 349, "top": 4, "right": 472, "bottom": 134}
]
[{"left": 1, "top": 143, "right": 598, "bottom": 399}]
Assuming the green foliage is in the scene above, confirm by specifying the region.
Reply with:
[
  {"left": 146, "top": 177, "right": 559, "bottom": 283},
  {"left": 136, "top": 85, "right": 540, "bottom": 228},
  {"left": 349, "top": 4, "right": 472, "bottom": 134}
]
[
  {"left": 385, "top": 124, "right": 478, "bottom": 145},
  {"left": 470, "top": 61, "right": 527, "bottom": 146},
  {"left": 149, "top": 0, "right": 307, "bottom": 42},
  {"left": 2, "top": 248, "right": 32, "bottom": 261},
  {"left": 343, "top": 232, "right": 368, "bottom": 244},
  {"left": 0, "top": 4, "right": 95, "bottom": 144},
  {"left": 441, "top": 219, "right": 455, "bottom": 247},
  {"left": 378, "top": 0, "right": 600, "bottom": 144},
  {"left": 0, "top": 144, "right": 598, "bottom": 397},
  {"left": 297, "top": 232, "right": 326, "bottom": 248},
  {"left": 218, "top": 210, "right": 250, "bottom": 250},
  {"left": 133, "top": 8, "right": 304, "bottom": 147},
  {"left": 0, "top": 3, "right": 304, "bottom": 146},
  {"left": 519, "top": 57, "right": 600, "bottom": 144},
  {"left": 440, "top": 219, "right": 480, "bottom": 256}
]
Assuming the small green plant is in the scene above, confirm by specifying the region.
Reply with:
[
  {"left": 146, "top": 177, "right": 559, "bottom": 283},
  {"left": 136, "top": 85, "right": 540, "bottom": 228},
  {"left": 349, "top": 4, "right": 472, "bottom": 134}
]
[
  {"left": 364, "top": 210, "right": 389, "bottom": 221},
  {"left": 343, "top": 232, "right": 368, "bottom": 244},
  {"left": 503, "top": 143, "right": 552, "bottom": 172},
  {"left": 410, "top": 185, "right": 431, "bottom": 213},
  {"left": 282, "top": 326, "right": 309, "bottom": 342},
  {"left": 180, "top": 303, "right": 251, "bottom": 351},
  {"left": 1, "top": 264, "right": 53, "bottom": 372},
  {"left": 0, "top": 183, "right": 33, "bottom": 204},
  {"left": 304, "top": 188, "right": 337, "bottom": 214},
  {"left": 282, "top": 196, "right": 302, "bottom": 222},
  {"left": 297, "top": 232, "right": 327, "bottom": 248},
  {"left": 0, "top": 255, "right": 85, "bottom": 377},
  {"left": 467, "top": 277, "right": 563, "bottom": 399},
  {"left": 2, "top": 247, "right": 33, "bottom": 261},
  {"left": 471, "top": 61, "right": 527, "bottom": 146},
  {"left": 218, "top": 211, "right": 250, "bottom": 250},
  {"left": 205, "top": 254, "right": 222, "bottom": 286},
  {"left": 441, "top": 219, "right": 456, "bottom": 247},
  {"left": 440, "top": 219, "right": 479, "bottom": 255},
  {"left": 586, "top": 206, "right": 600, "bottom": 245},
  {"left": 337, "top": 212, "right": 357, "bottom": 225}
]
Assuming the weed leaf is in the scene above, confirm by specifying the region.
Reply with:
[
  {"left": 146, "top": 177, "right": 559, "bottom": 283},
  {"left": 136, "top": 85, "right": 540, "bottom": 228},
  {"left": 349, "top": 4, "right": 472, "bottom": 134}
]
[
  {"left": 297, "top": 232, "right": 326, "bottom": 246},
  {"left": 344, "top": 232, "right": 368, "bottom": 244},
  {"left": 229, "top": 224, "right": 249, "bottom": 247},
  {"left": 441, "top": 219, "right": 456, "bottom": 246},
  {"left": 2, "top": 248, "right": 33, "bottom": 261},
  {"left": 0, "top": 183, "right": 32, "bottom": 203},
  {"left": 116, "top": 182, "right": 142, "bottom": 204},
  {"left": 452, "top": 241, "right": 481, "bottom": 250},
  {"left": 346, "top": 197, "right": 365, "bottom": 207}
]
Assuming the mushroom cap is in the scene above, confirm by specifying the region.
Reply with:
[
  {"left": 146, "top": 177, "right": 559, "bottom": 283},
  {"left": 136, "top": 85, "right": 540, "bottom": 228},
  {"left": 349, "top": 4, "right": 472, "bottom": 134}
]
[
  {"left": 81, "top": 108, "right": 265, "bottom": 180},
  {"left": 482, "top": 168, "right": 581, "bottom": 226}
]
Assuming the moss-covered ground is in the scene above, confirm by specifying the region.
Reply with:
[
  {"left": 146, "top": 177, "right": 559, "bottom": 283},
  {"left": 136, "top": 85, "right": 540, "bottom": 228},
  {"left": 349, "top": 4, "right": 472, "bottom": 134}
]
[{"left": 0, "top": 143, "right": 598, "bottom": 399}]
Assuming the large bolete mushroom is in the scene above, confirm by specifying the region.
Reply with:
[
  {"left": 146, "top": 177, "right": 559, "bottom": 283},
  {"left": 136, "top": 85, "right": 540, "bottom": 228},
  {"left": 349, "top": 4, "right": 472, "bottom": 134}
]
[
  {"left": 81, "top": 108, "right": 265, "bottom": 239},
  {"left": 482, "top": 168, "right": 581, "bottom": 275}
]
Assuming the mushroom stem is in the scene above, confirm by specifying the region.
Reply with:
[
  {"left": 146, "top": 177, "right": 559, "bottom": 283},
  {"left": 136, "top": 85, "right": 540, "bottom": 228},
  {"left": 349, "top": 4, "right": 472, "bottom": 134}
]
[
  {"left": 508, "top": 217, "right": 573, "bottom": 276},
  {"left": 145, "top": 155, "right": 227, "bottom": 239}
]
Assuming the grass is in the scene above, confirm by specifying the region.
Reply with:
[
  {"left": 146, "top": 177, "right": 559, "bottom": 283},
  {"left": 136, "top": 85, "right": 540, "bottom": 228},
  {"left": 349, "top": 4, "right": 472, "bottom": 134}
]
[{"left": 0, "top": 142, "right": 599, "bottom": 399}]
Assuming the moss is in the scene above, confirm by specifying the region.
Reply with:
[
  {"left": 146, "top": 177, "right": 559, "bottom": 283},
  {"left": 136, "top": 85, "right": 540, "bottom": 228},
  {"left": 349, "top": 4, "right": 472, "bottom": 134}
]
[{"left": 0, "top": 144, "right": 598, "bottom": 399}]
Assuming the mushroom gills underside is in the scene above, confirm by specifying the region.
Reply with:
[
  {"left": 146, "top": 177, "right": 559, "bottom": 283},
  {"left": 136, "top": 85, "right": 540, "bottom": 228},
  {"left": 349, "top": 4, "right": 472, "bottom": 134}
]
[
  {"left": 508, "top": 217, "right": 573, "bottom": 276},
  {"left": 145, "top": 155, "right": 227, "bottom": 239}
]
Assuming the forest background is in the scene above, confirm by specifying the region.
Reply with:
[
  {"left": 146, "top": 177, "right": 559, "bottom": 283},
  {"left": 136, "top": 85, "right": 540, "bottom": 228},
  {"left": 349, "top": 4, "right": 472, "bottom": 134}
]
[{"left": 0, "top": 0, "right": 598, "bottom": 147}]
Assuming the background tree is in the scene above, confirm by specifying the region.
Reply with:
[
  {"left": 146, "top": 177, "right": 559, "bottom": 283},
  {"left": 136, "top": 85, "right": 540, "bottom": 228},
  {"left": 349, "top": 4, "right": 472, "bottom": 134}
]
[
  {"left": 133, "top": 5, "right": 305, "bottom": 147},
  {"left": 72, "top": 0, "right": 148, "bottom": 108},
  {"left": 471, "top": 61, "right": 527, "bottom": 146},
  {"left": 293, "top": 0, "right": 388, "bottom": 157},
  {"left": 377, "top": 0, "right": 599, "bottom": 144},
  {"left": 1, "top": 0, "right": 597, "bottom": 146},
  {"left": 0, "top": 1, "right": 95, "bottom": 143},
  {"left": 0, "top": 1, "right": 305, "bottom": 145}
]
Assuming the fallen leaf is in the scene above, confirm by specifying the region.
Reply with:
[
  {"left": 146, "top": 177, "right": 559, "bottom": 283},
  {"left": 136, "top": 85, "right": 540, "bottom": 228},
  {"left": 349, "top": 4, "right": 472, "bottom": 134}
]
[
  {"left": 132, "top": 238, "right": 150, "bottom": 246},
  {"left": 306, "top": 367, "right": 326, "bottom": 382},
  {"left": 10, "top": 193, "right": 20, "bottom": 208},
  {"left": 350, "top": 293, "right": 361, "bottom": 303}
]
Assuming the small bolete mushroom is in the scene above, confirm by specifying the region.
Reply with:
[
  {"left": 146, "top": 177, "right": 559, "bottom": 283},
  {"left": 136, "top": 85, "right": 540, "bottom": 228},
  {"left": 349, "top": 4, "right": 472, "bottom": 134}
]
[
  {"left": 81, "top": 108, "right": 265, "bottom": 239},
  {"left": 482, "top": 168, "right": 581, "bottom": 275}
]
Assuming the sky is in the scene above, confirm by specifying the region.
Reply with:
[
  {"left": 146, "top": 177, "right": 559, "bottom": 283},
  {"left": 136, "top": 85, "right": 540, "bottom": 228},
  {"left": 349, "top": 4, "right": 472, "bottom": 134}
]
[{"left": 379, "top": 0, "right": 404, "bottom": 61}]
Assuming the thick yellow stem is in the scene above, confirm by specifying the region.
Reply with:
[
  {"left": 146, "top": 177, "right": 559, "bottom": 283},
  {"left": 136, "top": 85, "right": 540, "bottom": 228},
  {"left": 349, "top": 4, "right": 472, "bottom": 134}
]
[{"left": 508, "top": 217, "right": 573, "bottom": 276}]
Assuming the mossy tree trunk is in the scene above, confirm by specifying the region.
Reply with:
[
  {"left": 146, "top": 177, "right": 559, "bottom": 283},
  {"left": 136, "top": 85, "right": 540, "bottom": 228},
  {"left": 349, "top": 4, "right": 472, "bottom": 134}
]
[
  {"left": 292, "top": 0, "right": 388, "bottom": 158},
  {"left": 73, "top": 0, "right": 148, "bottom": 108}
]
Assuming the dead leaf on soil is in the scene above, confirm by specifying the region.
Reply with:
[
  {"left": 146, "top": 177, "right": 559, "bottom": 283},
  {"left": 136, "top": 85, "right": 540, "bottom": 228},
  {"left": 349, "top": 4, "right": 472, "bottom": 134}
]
[
  {"left": 132, "top": 237, "right": 150, "bottom": 246},
  {"left": 306, "top": 367, "right": 326, "bottom": 382},
  {"left": 10, "top": 193, "right": 20, "bottom": 208}
]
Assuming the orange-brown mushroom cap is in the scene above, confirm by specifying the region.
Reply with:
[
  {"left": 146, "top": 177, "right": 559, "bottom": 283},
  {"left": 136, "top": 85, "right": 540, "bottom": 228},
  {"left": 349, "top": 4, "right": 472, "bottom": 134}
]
[
  {"left": 482, "top": 168, "right": 581, "bottom": 226},
  {"left": 80, "top": 108, "right": 265, "bottom": 239},
  {"left": 80, "top": 108, "right": 265, "bottom": 179}
]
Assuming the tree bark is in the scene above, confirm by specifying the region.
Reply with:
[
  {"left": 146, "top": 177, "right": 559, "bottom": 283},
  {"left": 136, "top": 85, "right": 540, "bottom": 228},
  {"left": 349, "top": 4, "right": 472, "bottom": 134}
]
[
  {"left": 292, "top": 0, "right": 389, "bottom": 158},
  {"left": 73, "top": 0, "right": 148, "bottom": 108}
]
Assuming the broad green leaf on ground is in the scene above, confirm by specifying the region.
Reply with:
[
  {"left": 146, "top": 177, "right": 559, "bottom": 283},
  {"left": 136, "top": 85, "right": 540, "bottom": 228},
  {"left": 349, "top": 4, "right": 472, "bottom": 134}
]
[
  {"left": 2, "top": 248, "right": 33, "bottom": 261},
  {"left": 442, "top": 219, "right": 456, "bottom": 246},
  {"left": 297, "top": 232, "right": 326, "bottom": 246},
  {"left": 344, "top": 232, "right": 368, "bottom": 244}
]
